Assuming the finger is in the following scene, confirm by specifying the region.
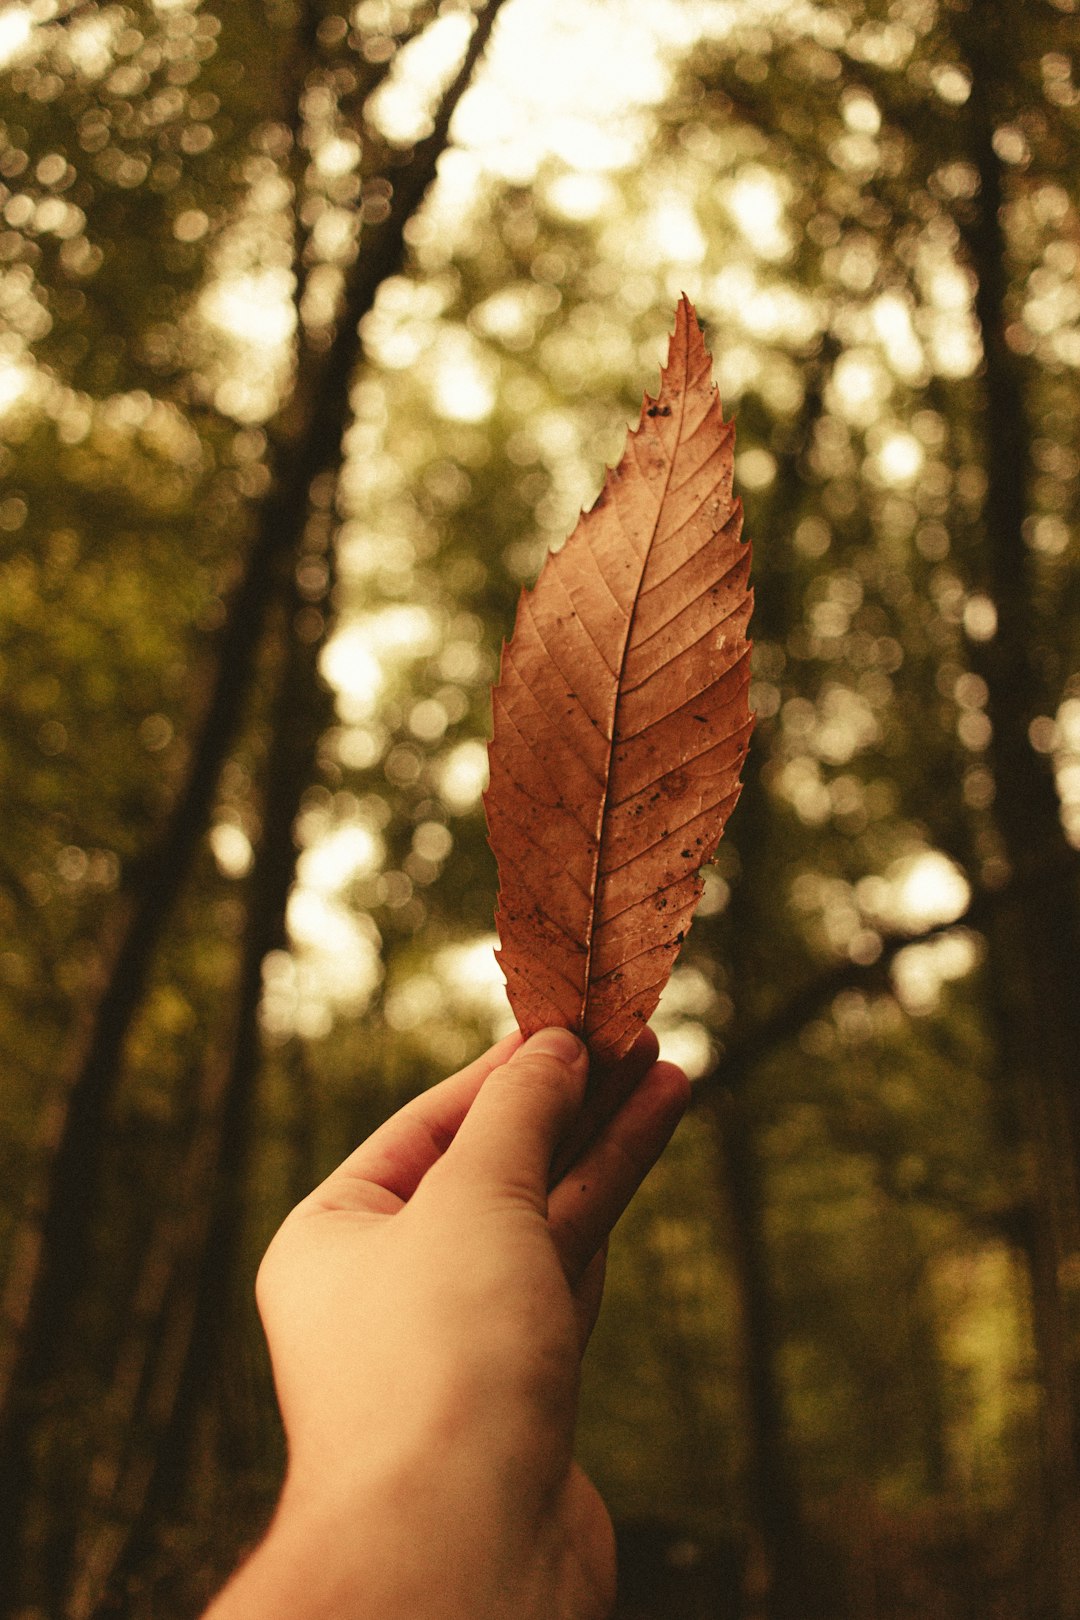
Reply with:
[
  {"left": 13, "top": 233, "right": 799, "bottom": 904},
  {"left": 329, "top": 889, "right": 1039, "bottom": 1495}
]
[
  {"left": 572, "top": 1241, "right": 608, "bottom": 1351},
  {"left": 308, "top": 1030, "right": 523, "bottom": 1213},
  {"left": 549, "top": 1060, "right": 689, "bottom": 1283},
  {"left": 437, "top": 1028, "right": 588, "bottom": 1211},
  {"left": 549, "top": 1028, "right": 660, "bottom": 1187}
]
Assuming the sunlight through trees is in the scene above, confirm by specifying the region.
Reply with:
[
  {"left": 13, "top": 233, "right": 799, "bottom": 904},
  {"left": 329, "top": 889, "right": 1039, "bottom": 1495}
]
[{"left": 1, "top": 0, "right": 1079, "bottom": 1615}]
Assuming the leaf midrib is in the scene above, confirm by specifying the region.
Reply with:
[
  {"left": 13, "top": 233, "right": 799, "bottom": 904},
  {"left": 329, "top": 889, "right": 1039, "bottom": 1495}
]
[{"left": 577, "top": 333, "right": 691, "bottom": 1040}]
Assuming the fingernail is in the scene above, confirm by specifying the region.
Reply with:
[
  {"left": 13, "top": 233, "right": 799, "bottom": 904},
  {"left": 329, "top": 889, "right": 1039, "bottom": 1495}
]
[{"left": 523, "top": 1027, "right": 585, "bottom": 1064}]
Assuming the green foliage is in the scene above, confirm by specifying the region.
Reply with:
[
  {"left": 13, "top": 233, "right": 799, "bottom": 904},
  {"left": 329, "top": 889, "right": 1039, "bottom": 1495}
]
[{"left": 1, "top": 0, "right": 1079, "bottom": 1615}]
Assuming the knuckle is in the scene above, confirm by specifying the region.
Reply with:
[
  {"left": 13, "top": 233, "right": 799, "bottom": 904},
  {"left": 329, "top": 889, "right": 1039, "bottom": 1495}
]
[{"left": 507, "top": 1051, "right": 580, "bottom": 1095}]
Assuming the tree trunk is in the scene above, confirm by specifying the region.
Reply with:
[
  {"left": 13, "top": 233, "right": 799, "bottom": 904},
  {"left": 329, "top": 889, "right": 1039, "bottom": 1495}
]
[
  {"left": 702, "top": 1078, "right": 814, "bottom": 1620},
  {"left": 697, "top": 369, "right": 831, "bottom": 1620},
  {"left": 76, "top": 575, "right": 332, "bottom": 1614},
  {"left": 952, "top": 11, "right": 1080, "bottom": 1609}
]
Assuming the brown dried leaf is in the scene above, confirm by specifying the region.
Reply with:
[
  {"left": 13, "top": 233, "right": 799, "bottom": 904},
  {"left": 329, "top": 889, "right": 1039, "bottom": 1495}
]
[{"left": 484, "top": 296, "right": 754, "bottom": 1063}]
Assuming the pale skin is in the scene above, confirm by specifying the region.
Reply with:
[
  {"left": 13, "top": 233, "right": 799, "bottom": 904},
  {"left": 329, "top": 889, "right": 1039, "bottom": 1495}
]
[{"left": 203, "top": 1024, "right": 689, "bottom": 1620}]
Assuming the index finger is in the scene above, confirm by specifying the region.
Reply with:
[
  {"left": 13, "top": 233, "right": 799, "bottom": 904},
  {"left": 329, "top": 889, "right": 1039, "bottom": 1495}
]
[{"left": 549, "top": 1058, "right": 689, "bottom": 1283}]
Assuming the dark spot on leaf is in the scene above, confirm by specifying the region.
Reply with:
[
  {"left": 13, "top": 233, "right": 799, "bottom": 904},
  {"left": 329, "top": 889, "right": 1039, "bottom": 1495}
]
[
  {"left": 675, "top": 930, "right": 684, "bottom": 944},
  {"left": 681, "top": 850, "right": 691, "bottom": 859},
  {"left": 646, "top": 404, "right": 672, "bottom": 417}
]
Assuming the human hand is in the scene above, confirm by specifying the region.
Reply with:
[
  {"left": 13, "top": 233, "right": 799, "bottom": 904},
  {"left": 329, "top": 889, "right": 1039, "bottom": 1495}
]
[{"left": 205, "top": 1025, "right": 688, "bottom": 1620}]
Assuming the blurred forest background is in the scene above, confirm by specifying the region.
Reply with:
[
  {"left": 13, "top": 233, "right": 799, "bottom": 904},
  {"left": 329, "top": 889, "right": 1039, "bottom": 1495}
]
[{"left": 1, "top": 0, "right": 1079, "bottom": 1615}]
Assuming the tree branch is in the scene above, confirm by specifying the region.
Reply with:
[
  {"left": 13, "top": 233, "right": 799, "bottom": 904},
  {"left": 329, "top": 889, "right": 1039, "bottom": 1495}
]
[{"left": 691, "top": 841, "right": 1080, "bottom": 1103}]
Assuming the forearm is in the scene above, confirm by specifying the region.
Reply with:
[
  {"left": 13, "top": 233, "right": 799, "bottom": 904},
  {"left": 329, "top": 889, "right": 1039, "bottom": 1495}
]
[
  {"left": 203, "top": 1461, "right": 531, "bottom": 1620},
  {"left": 204, "top": 1498, "right": 384, "bottom": 1620}
]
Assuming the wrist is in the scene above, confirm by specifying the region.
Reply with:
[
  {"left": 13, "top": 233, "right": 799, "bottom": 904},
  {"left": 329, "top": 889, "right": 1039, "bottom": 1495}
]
[{"left": 204, "top": 1446, "right": 530, "bottom": 1620}]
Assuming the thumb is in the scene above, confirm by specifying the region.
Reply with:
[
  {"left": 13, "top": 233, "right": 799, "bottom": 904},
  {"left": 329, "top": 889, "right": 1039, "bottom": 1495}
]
[{"left": 438, "top": 1028, "right": 588, "bottom": 1209}]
